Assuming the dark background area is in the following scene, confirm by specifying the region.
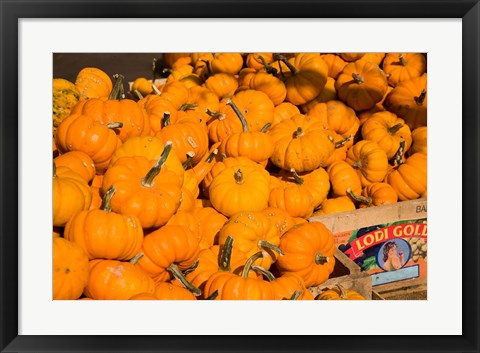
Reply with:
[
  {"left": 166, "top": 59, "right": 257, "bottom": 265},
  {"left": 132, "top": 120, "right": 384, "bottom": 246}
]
[{"left": 53, "top": 53, "right": 170, "bottom": 84}]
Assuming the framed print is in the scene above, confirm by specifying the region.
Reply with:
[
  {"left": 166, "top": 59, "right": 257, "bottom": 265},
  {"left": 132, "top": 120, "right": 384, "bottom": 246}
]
[{"left": 1, "top": 0, "right": 479, "bottom": 352}]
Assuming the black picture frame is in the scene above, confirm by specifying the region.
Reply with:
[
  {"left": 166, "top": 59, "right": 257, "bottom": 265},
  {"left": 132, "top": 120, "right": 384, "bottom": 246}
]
[{"left": 1, "top": 1, "right": 479, "bottom": 352}]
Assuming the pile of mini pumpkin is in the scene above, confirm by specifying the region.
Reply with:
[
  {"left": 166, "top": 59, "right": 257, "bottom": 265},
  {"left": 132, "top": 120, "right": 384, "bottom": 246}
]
[{"left": 52, "top": 52, "right": 427, "bottom": 300}]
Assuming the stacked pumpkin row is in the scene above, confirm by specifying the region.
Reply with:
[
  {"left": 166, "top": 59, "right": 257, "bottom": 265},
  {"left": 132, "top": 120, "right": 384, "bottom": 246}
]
[{"left": 52, "top": 52, "right": 427, "bottom": 300}]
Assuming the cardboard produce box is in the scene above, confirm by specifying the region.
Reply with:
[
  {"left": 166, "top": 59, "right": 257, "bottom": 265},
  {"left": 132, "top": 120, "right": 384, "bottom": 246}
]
[{"left": 309, "top": 198, "right": 427, "bottom": 298}]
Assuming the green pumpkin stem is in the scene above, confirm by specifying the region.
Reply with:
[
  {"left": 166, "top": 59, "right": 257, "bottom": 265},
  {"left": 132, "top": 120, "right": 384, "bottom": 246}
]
[
  {"left": 335, "top": 135, "right": 354, "bottom": 149},
  {"left": 133, "top": 89, "right": 144, "bottom": 100},
  {"left": 141, "top": 141, "right": 173, "bottom": 187},
  {"left": 290, "top": 290, "right": 303, "bottom": 300},
  {"left": 100, "top": 185, "right": 116, "bottom": 213},
  {"left": 241, "top": 251, "right": 265, "bottom": 279},
  {"left": 180, "top": 103, "right": 198, "bottom": 111},
  {"left": 398, "top": 54, "right": 407, "bottom": 66},
  {"left": 290, "top": 168, "right": 304, "bottom": 185},
  {"left": 346, "top": 188, "right": 372, "bottom": 207},
  {"left": 352, "top": 73, "right": 364, "bottom": 84},
  {"left": 393, "top": 139, "right": 406, "bottom": 166},
  {"left": 129, "top": 253, "right": 144, "bottom": 264},
  {"left": 227, "top": 99, "right": 249, "bottom": 132},
  {"left": 257, "top": 240, "right": 285, "bottom": 256},
  {"left": 293, "top": 127, "right": 304, "bottom": 138},
  {"left": 183, "top": 151, "right": 195, "bottom": 170},
  {"left": 315, "top": 252, "right": 330, "bottom": 265},
  {"left": 161, "top": 112, "right": 171, "bottom": 128},
  {"left": 260, "top": 122, "right": 272, "bottom": 133},
  {"left": 206, "top": 109, "right": 224, "bottom": 119},
  {"left": 206, "top": 290, "right": 219, "bottom": 300},
  {"left": 182, "top": 259, "right": 200, "bottom": 276},
  {"left": 205, "top": 149, "right": 218, "bottom": 163},
  {"left": 52, "top": 161, "right": 57, "bottom": 178},
  {"left": 388, "top": 123, "right": 404, "bottom": 135},
  {"left": 234, "top": 168, "right": 245, "bottom": 185},
  {"left": 258, "top": 55, "right": 278, "bottom": 76},
  {"left": 251, "top": 265, "right": 276, "bottom": 281},
  {"left": 109, "top": 74, "right": 125, "bottom": 100},
  {"left": 275, "top": 53, "right": 299, "bottom": 75},
  {"left": 218, "top": 236, "right": 235, "bottom": 272},
  {"left": 167, "top": 263, "right": 202, "bottom": 296},
  {"left": 414, "top": 89, "right": 427, "bottom": 105}
]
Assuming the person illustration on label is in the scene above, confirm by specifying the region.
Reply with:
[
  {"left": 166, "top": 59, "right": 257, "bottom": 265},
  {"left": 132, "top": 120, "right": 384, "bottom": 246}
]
[{"left": 382, "top": 241, "right": 405, "bottom": 271}]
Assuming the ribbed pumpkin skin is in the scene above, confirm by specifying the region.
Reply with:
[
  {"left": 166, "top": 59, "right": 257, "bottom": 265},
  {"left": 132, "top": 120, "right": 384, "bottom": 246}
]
[
  {"left": 204, "top": 73, "right": 238, "bottom": 100},
  {"left": 154, "top": 282, "right": 197, "bottom": 300},
  {"left": 335, "top": 61, "right": 388, "bottom": 111},
  {"left": 101, "top": 156, "right": 183, "bottom": 229},
  {"left": 314, "top": 196, "right": 356, "bottom": 216},
  {"left": 386, "top": 153, "right": 427, "bottom": 201},
  {"left": 52, "top": 78, "right": 81, "bottom": 128},
  {"left": 64, "top": 207, "right": 144, "bottom": 261},
  {"left": 185, "top": 244, "right": 248, "bottom": 293},
  {"left": 218, "top": 211, "right": 281, "bottom": 270},
  {"left": 385, "top": 74, "right": 427, "bottom": 130},
  {"left": 84, "top": 259, "right": 155, "bottom": 300},
  {"left": 345, "top": 140, "right": 389, "bottom": 187},
  {"left": 327, "top": 160, "right": 363, "bottom": 197},
  {"left": 53, "top": 237, "right": 89, "bottom": 300},
  {"left": 203, "top": 271, "right": 275, "bottom": 300},
  {"left": 202, "top": 156, "right": 259, "bottom": 198},
  {"left": 269, "top": 183, "right": 315, "bottom": 219},
  {"left": 320, "top": 54, "right": 347, "bottom": 79},
  {"left": 410, "top": 126, "right": 427, "bottom": 155},
  {"left": 136, "top": 225, "right": 200, "bottom": 283},
  {"left": 382, "top": 53, "right": 426, "bottom": 87},
  {"left": 279, "top": 53, "right": 329, "bottom": 106},
  {"left": 54, "top": 151, "right": 96, "bottom": 183},
  {"left": 138, "top": 95, "right": 178, "bottom": 135},
  {"left": 208, "top": 165, "right": 271, "bottom": 217},
  {"left": 221, "top": 90, "right": 275, "bottom": 132},
  {"left": 276, "top": 222, "right": 336, "bottom": 287},
  {"left": 249, "top": 72, "right": 287, "bottom": 106},
  {"left": 55, "top": 113, "right": 122, "bottom": 174},
  {"left": 361, "top": 111, "right": 413, "bottom": 160},
  {"left": 53, "top": 165, "right": 92, "bottom": 227},
  {"left": 75, "top": 67, "right": 113, "bottom": 100},
  {"left": 269, "top": 114, "right": 335, "bottom": 173},
  {"left": 360, "top": 182, "right": 398, "bottom": 207},
  {"left": 270, "top": 273, "right": 314, "bottom": 300},
  {"left": 71, "top": 98, "right": 149, "bottom": 142},
  {"left": 108, "top": 136, "right": 184, "bottom": 185}
]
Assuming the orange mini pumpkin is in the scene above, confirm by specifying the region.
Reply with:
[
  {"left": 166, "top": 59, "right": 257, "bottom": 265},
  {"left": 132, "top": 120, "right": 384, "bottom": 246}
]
[
  {"left": 136, "top": 225, "right": 201, "bottom": 296},
  {"left": 385, "top": 74, "right": 427, "bottom": 130},
  {"left": 84, "top": 257, "right": 155, "bottom": 300},
  {"left": 75, "top": 67, "right": 112, "bottom": 100},
  {"left": 335, "top": 61, "right": 388, "bottom": 111},
  {"left": 273, "top": 53, "right": 329, "bottom": 105},
  {"left": 346, "top": 140, "right": 390, "bottom": 187},
  {"left": 64, "top": 186, "right": 144, "bottom": 261},
  {"left": 276, "top": 222, "right": 336, "bottom": 287},
  {"left": 53, "top": 237, "right": 89, "bottom": 300},
  {"left": 101, "top": 142, "right": 183, "bottom": 229},
  {"left": 208, "top": 165, "right": 271, "bottom": 217},
  {"left": 269, "top": 114, "right": 335, "bottom": 173},
  {"left": 53, "top": 164, "right": 92, "bottom": 227},
  {"left": 382, "top": 53, "right": 426, "bottom": 87}
]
